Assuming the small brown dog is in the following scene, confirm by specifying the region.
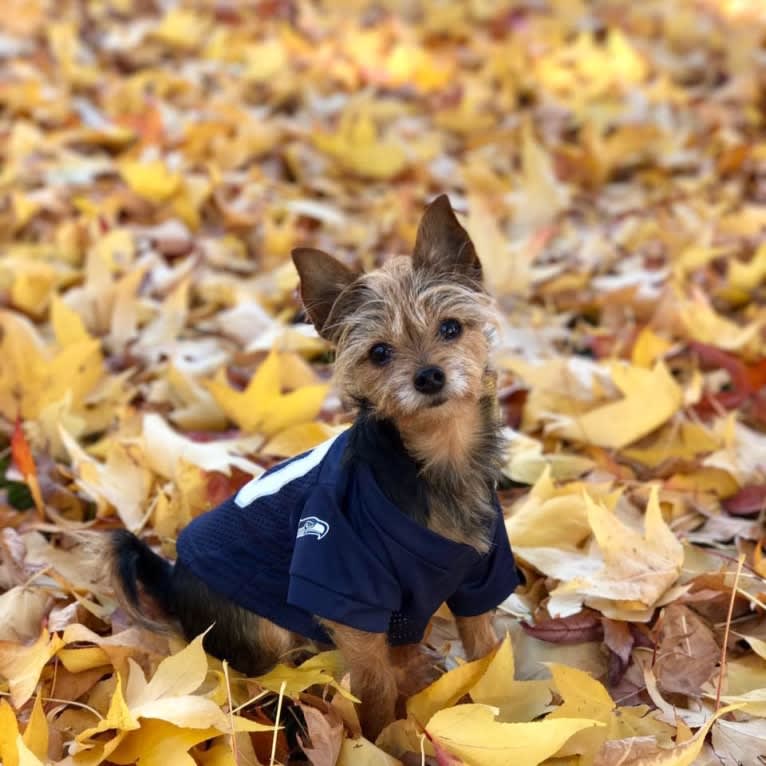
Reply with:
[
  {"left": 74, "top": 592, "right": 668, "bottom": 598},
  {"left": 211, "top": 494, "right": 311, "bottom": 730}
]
[{"left": 109, "top": 195, "right": 520, "bottom": 738}]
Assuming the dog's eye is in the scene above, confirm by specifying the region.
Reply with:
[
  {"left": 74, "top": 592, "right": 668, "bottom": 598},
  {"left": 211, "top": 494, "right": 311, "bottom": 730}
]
[
  {"left": 368, "top": 343, "right": 393, "bottom": 366},
  {"left": 439, "top": 318, "right": 462, "bottom": 341}
]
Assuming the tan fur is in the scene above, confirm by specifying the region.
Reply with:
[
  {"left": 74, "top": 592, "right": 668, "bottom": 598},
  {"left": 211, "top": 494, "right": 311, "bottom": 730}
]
[
  {"left": 455, "top": 613, "right": 499, "bottom": 660},
  {"left": 321, "top": 620, "right": 398, "bottom": 739}
]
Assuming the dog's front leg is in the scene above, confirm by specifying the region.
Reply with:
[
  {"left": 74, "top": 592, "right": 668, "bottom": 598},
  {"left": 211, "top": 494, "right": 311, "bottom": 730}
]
[
  {"left": 322, "top": 620, "right": 397, "bottom": 739},
  {"left": 455, "top": 611, "right": 498, "bottom": 660}
]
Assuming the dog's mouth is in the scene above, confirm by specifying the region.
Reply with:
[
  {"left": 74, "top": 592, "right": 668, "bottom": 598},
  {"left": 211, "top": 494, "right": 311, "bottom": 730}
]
[{"left": 427, "top": 396, "right": 448, "bottom": 408}]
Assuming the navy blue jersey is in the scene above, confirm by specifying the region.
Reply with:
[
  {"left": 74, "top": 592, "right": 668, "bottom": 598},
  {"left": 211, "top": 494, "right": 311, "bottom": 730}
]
[{"left": 176, "top": 418, "right": 520, "bottom": 646}]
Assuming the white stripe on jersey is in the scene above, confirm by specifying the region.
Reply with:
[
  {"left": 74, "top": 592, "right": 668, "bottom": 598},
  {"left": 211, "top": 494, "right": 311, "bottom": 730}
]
[{"left": 234, "top": 433, "right": 342, "bottom": 507}]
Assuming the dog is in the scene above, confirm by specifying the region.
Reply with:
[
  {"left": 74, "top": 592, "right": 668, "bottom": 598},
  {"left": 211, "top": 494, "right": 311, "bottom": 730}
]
[{"left": 108, "top": 195, "right": 521, "bottom": 738}]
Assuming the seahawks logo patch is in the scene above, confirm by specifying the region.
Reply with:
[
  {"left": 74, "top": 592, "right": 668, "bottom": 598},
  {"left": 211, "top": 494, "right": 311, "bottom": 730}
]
[{"left": 297, "top": 516, "right": 329, "bottom": 540}]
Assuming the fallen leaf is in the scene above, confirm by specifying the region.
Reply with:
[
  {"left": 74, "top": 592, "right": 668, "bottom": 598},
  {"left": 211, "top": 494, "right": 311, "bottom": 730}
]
[
  {"left": 206, "top": 349, "right": 329, "bottom": 437},
  {"left": 545, "top": 486, "right": 684, "bottom": 616},
  {"left": 426, "top": 704, "right": 602, "bottom": 766},
  {"left": 0, "top": 627, "right": 63, "bottom": 707},
  {"left": 468, "top": 634, "right": 552, "bottom": 722},
  {"left": 300, "top": 704, "right": 345, "bottom": 766},
  {"left": 337, "top": 737, "right": 402, "bottom": 765},
  {"left": 407, "top": 648, "right": 497, "bottom": 725},
  {"left": 546, "top": 362, "right": 683, "bottom": 450},
  {"left": 653, "top": 605, "right": 719, "bottom": 697},
  {"left": 545, "top": 663, "right": 674, "bottom": 763},
  {"left": 254, "top": 651, "right": 358, "bottom": 701},
  {"left": 712, "top": 718, "right": 766, "bottom": 766}
]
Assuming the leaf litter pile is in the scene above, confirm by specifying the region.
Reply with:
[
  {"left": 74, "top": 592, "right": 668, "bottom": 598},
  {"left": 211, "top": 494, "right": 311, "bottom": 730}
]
[{"left": 1, "top": 0, "right": 766, "bottom": 764}]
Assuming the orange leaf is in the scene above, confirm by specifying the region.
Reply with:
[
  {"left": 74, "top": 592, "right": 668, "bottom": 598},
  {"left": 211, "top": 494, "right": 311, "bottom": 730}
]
[
  {"left": 11, "top": 419, "right": 45, "bottom": 517},
  {"left": 11, "top": 418, "right": 35, "bottom": 478}
]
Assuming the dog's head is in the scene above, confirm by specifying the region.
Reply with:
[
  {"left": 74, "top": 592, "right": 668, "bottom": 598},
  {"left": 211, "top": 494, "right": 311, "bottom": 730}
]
[{"left": 292, "top": 195, "right": 499, "bottom": 424}]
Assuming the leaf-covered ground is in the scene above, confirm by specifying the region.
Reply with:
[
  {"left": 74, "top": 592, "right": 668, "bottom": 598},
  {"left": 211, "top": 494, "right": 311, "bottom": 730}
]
[{"left": 1, "top": 0, "right": 766, "bottom": 764}]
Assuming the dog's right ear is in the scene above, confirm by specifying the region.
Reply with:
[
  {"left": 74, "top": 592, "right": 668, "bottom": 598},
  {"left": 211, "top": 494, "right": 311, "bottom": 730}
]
[{"left": 292, "top": 248, "right": 360, "bottom": 340}]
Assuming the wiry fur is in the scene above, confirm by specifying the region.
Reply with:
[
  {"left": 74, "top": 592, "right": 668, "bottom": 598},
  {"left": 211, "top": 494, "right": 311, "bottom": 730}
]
[{"left": 107, "top": 195, "right": 505, "bottom": 739}]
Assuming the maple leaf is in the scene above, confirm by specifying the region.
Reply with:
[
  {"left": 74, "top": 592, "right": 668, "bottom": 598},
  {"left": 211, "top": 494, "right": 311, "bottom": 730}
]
[{"left": 205, "top": 349, "right": 329, "bottom": 437}]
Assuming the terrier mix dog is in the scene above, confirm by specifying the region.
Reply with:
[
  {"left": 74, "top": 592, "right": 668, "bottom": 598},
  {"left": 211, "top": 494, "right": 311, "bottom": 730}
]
[{"left": 109, "top": 195, "right": 520, "bottom": 737}]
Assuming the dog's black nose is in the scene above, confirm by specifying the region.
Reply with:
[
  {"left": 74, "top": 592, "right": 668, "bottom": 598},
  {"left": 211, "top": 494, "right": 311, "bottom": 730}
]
[{"left": 414, "top": 366, "right": 445, "bottom": 394}]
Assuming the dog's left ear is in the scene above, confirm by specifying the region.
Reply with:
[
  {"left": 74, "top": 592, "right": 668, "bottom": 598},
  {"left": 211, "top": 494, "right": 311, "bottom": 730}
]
[{"left": 412, "top": 195, "right": 482, "bottom": 284}]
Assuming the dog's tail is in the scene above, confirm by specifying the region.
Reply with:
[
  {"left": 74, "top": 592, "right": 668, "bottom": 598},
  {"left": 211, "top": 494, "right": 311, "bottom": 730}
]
[{"left": 108, "top": 529, "right": 176, "bottom": 633}]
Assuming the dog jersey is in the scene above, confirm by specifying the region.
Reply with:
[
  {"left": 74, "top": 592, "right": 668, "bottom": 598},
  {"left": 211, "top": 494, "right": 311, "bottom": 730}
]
[{"left": 175, "top": 417, "right": 521, "bottom": 646}]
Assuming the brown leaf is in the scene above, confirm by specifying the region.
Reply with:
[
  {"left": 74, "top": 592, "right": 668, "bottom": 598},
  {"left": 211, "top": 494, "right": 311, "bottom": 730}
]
[
  {"left": 522, "top": 610, "right": 604, "bottom": 644},
  {"left": 593, "top": 735, "right": 665, "bottom": 765},
  {"left": 654, "top": 604, "right": 719, "bottom": 697},
  {"left": 300, "top": 703, "right": 345, "bottom": 766},
  {"left": 602, "top": 619, "right": 634, "bottom": 666}
]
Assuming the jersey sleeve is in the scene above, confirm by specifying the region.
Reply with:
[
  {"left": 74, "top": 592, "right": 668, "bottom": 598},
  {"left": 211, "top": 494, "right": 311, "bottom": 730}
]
[
  {"left": 446, "top": 509, "right": 521, "bottom": 617},
  {"left": 287, "top": 483, "right": 402, "bottom": 634}
]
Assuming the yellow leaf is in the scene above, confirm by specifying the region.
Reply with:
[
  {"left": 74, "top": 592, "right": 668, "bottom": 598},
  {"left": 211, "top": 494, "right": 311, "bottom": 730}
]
[
  {"left": 47, "top": 22, "right": 99, "bottom": 86},
  {"left": 254, "top": 650, "right": 358, "bottom": 701},
  {"left": 547, "top": 362, "right": 683, "bottom": 449},
  {"left": 549, "top": 486, "right": 684, "bottom": 611},
  {"left": 337, "top": 737, "right": 402, "bottom": 765},
  {"left": 244, "top": 39, "right": 288, "bottom": 83},
  {"left": 51, "top": 296, "right": 91, "bottom": 347},
  {"left": 22, "top": 695, "right": 48, "bottom": 762},
  {"left": 57, "top": 647, "right": 111, "bottom": 673},
  {"left": 108, "top": 721, "right": 219, "bottom": 766},
  {"left": 623, "top": 421, "right": 720, "bottom": 468},
  {"left": 314, "top": 108, "right": 408, "bottom": 180},
  {"left": 407, "top": 648, "right": 497, "bottom": 724},
  {"left": 469, "top": 635, "right": 553, "bottom": 722},
  {"left": 10, "top": 263, "right": 55, "bottom": 318},
  {"left": 0, "top": 699, "right": 21, "bottom": 766},
  {"left": 140, "top": 413, "right": 261, "bottom": 479},
  {"left": 206, "top": 349, "right": 329, "bottom": 436},
  {"left": 728, "top": 243, "right": 766, "bottom": 292},
  {"left": 386, "top": 42, "right": 452, "bottom": 92},
  {"left": 77, "top": 675, "right": 140, "bottom": 741},
  {"left": 504, "top": 434, "right": 595, "bottom": 485},
  {"left": 0, "top": 310, "right": 104, "bottom": 420},
  {"left": 546, "top": 663, "right": 673, "bottom": 761},
  {"left": 0, "top": 627, "right": 64, "bottom": 708},
  {"left": 151, "top": 8, "right": 208, "bottom": 48},
  {"left": 59, "top": 431, "right": 153, "bottom": 530},
  {"left": 259, "top": 385, "right": 331, "bottom": 435},
  {"left": 131, "top": 632, "right": 209, "bottom": 704},
  {"left": 506, "top": 468, "right": 620, "bottom": 549},
  {"left": 677, "top": 289, "right": 764, "bottom": 352},
  {"left": 91, "top": 228, "right": 135, "bottom": 270},
  {"left": 263, "top": 422, "right": 344, "bottom": 457},
  {"left": 166, "top": 364, "right": 228, "bottom": 432},
  {"left": 120, "top": 161, "right": 182, "bottom": 203},
  {"left": 45, "top": 339, "right": 104, "bottom": 412},
  {"left": 514, "top": 119, "right": 570, "bottom": 235},
  {"left": 666, "top": 467, "right": 739, "bottom": 499},
  {"left": 15, "top": 736, "right": 43, "bottom": 766},
  {"left": 466, "top": 189, "right": 523, "bottom": 296},
  {"left": 631, "top": 327, "right": 673, "bottom": 368},
  {"left": 426, "top": 705, "right": 602, "bottom": 766},
  {"left": 11, "top": 192, "right": 40, "bottom": 228}
]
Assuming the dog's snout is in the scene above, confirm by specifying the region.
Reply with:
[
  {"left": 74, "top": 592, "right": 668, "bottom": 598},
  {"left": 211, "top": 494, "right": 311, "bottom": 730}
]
[{"left": 413, "top": 366, "right": 445, "bottom": 395}]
